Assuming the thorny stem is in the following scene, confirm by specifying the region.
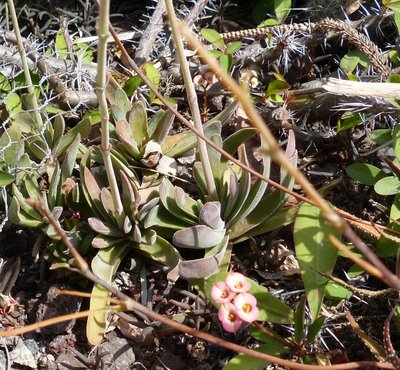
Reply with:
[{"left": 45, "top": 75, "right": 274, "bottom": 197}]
[
  {"left": 7, "top": 0, "right": 43, "bottom": 132},
  {"left": 164, "top": 0, "right": 218, "bottom": 201},
  {"left": 178, "top": 22, "right": 400, "bottom": 292},
  {"left": 16, "top": 199, "right": 395, "bottom": 370},
  {"left": 96, "top": 0, "right": 124, "bottom": 221}
]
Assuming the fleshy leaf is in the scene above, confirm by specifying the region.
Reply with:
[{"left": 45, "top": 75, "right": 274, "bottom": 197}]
[
  {"left": 129, "top": 101, "right": 148, "bottom": 145},
  {"left": 87, "top": 246, "right": 128, "bottom": 345},
  {"left": 199, "top": 202, "right": 224, "bottom": 230},
  {"left": 88, "top": 217, "right": 122, "bottom": 237},
  {"left": 173, "top": 225, "right": 226, "bottom": 249},
  {"left": 178, "top": 236, "right": 229, "bottom": 279},
  {"left": 115, "top": 119, "right": 141, "bottom": 158}
]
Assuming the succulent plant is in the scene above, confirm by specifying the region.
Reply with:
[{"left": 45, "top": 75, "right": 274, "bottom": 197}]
[
  {"left": 80, "top": 148, "right": 181, "bottom": 344},
  {"left": 144, "top": 127, "right": 298, "bottom": 280}
]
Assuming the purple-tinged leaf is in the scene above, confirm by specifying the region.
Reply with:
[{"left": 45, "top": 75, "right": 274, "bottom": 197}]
[{"left": 173, "top": 225, "right": 226, "bottom": 249}]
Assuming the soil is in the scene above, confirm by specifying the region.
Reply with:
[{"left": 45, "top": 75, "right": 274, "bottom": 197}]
[{"left": 0, "top": 0, "right": 399, "bottom": 369}]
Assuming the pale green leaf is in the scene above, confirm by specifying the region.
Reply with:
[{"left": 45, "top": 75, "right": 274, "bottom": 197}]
[
  {"left": 55, "top": 29, "right": 68, "bottom": 59},
  {"left": 294, "top": 203, "right": 340, "bottom": 320},
  {"left": 87, "top": 245, "right": 128, "bottom": 345},
  {"left": 200, "top": 28, "right": 225, "bottom": 49},
  {"left": 0, "top": 171, "right": 15, "bottom": 186},
  {"left": 274, "top": 0, "right": 292, "bottom": 23},
  {"left": 374, "top": 176, "right": 400, "bottom": 195}
]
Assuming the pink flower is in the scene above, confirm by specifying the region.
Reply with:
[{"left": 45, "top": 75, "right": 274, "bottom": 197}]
[
  {"left": 225, "top": 272, "right": 251, "bottom": 293},
  {"left": 233, "top": 293, "right": 259, "bottom": 323},
  {"left": 211, "top": 281, "right": 234, "bottom": 304},
  {"left": 218, "top": 303, "right": 243, "bottom": 333}
]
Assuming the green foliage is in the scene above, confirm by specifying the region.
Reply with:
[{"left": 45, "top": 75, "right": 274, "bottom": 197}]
[
  {"left": 346, "top": 163, "right": 386, "bottom": 186},
  {"left": 294, "top": 203, "right": 341, "bottom": 320},
  {"left": 254, "top": 0, "right": 292, "bottom": 25},
  {"left": 200, "top": 29, "right": 242, "bottom": 73},
  {"left": 340, "top": 50, "right": 370, "bottom": 75},
  {"left": 346, "top": 126, "right": 400, "bottom": 196},
  {"left": 222, "top": 342, "right": 288, "bottom": 370}
]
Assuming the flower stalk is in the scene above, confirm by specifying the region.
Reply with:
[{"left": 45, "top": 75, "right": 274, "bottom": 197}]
[
  {"left": 7, "top": 0, "right": 43, "bottom": 132},
  {"left": 96, "top": 0, "right": 123, "bottom": 221},
  {"left": 164, "top": 0, "right": 218, "bottom": 201}
]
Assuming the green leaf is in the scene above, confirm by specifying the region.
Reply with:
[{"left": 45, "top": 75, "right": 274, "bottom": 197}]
[
  {"left": 294, "top": 203, "right": 340, "bottom": 320},
  {"left": 143, "top": 63, "right": 160, "bottom": 89},
  {"left": 232, "top": 139, "right": 271, "bottom": 227},
  {"left": 393, "top": 126, "right": 400, "bottom": 162},
  {"left": 5, "top": 92, "right": 23, "bottom": 116},
  {"left": 266, "top": 80, "right": 289, "bottom": 96},
  {"left": 226, "top": 41, "right": 242, "bottom": 54},
  {"left": 134, "top": 236, "right": 181, "bottom": 269},
  {"left": 129, "top": 101, "right": 149, "bottom": 145},
  {"left": 200, "top": 28, "right": 225, "bottom": 49},
  {"left": 160, "top": 178, "right": 198, "bottom": 224},
  {"left": 388, "top": 0, "right": 400, "bottom": 13},
  {"left": 56, "top": 117, "right": 91, "bottom": 157},
  {"left": 346, "top": 163, "right": 386, "bottom": 186},
  {"left": 0, "top": 171, "right": 14, "bottom": 186},
  {"left": 337, "top": 112, "right": 364, "bottom": 132},
  {"left": 114, "top": 88, "right": 131, "bottom": 115},
  {"left": 0, "top": 73, "right": 11, "bottom": 93},
  {"left": 274, "top": 0, "right": 292, "bottom": 23},
  {"left": 205, "top": 272, "right": 294, "bottom": 323},
  {"left": 340, "top": 50, "right": 370, "bottom": 73},
  {"left": 48, "top": 163, "right": 61, "bottom": 210},
  {"left": 12, "top": 184, "right": 42, "bottom": 219},
  {"left": 325, "top": 281, "right": 352, "bottom": 300},
  {"left": 8, "top": 197, "right": 43, "bottom": 228},
  {"left": 162, "top": 120, "right": 221, "bottom": 157},
  {"left": 306, "top": 316, "right": 326, "bottom": 343},
  {"left": 230, "top": 192, "right": 295, "bottom": 242},
  {"left": 222, "top": 128, "right": 257, "bottom": 161},
  {"left": 370, "top": 129, "right": 391, "bottom": 145},
  {"left": 87, "top": 246, "right": 128, "bottom": 345},
  {"left": 374, "top": 176, "right": 400, "bottom": 195},
  {"left": 219, "top": 54, "right": 232, "bottom": 73},
  {"left": 115, "top": 119, "right": 141, "bottom": 158},
  {"left": 258, "top": 18, "right": 280, "bottom": 27},
  {"left": 60, "top": 134, "right": 81, "bottom": 185},
  {"left": 124, "top": 75, "right": 143, "bottom": 96},
  {"left": 223, "top": 343, "right": 288, "bottom": 370},
  {"left": 294, "top": 297, "right": 306, "bottom": 344},
  {"left": 55, "top": 29, "right": 68, "bottom": 59},
  {"left": 148, "top": 109, "right": 175, "bottom": 144}
]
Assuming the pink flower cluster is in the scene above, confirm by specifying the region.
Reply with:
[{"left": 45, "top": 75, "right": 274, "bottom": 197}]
[{"left": 211, "top": 272, "right": 259, "bottom": 333}]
